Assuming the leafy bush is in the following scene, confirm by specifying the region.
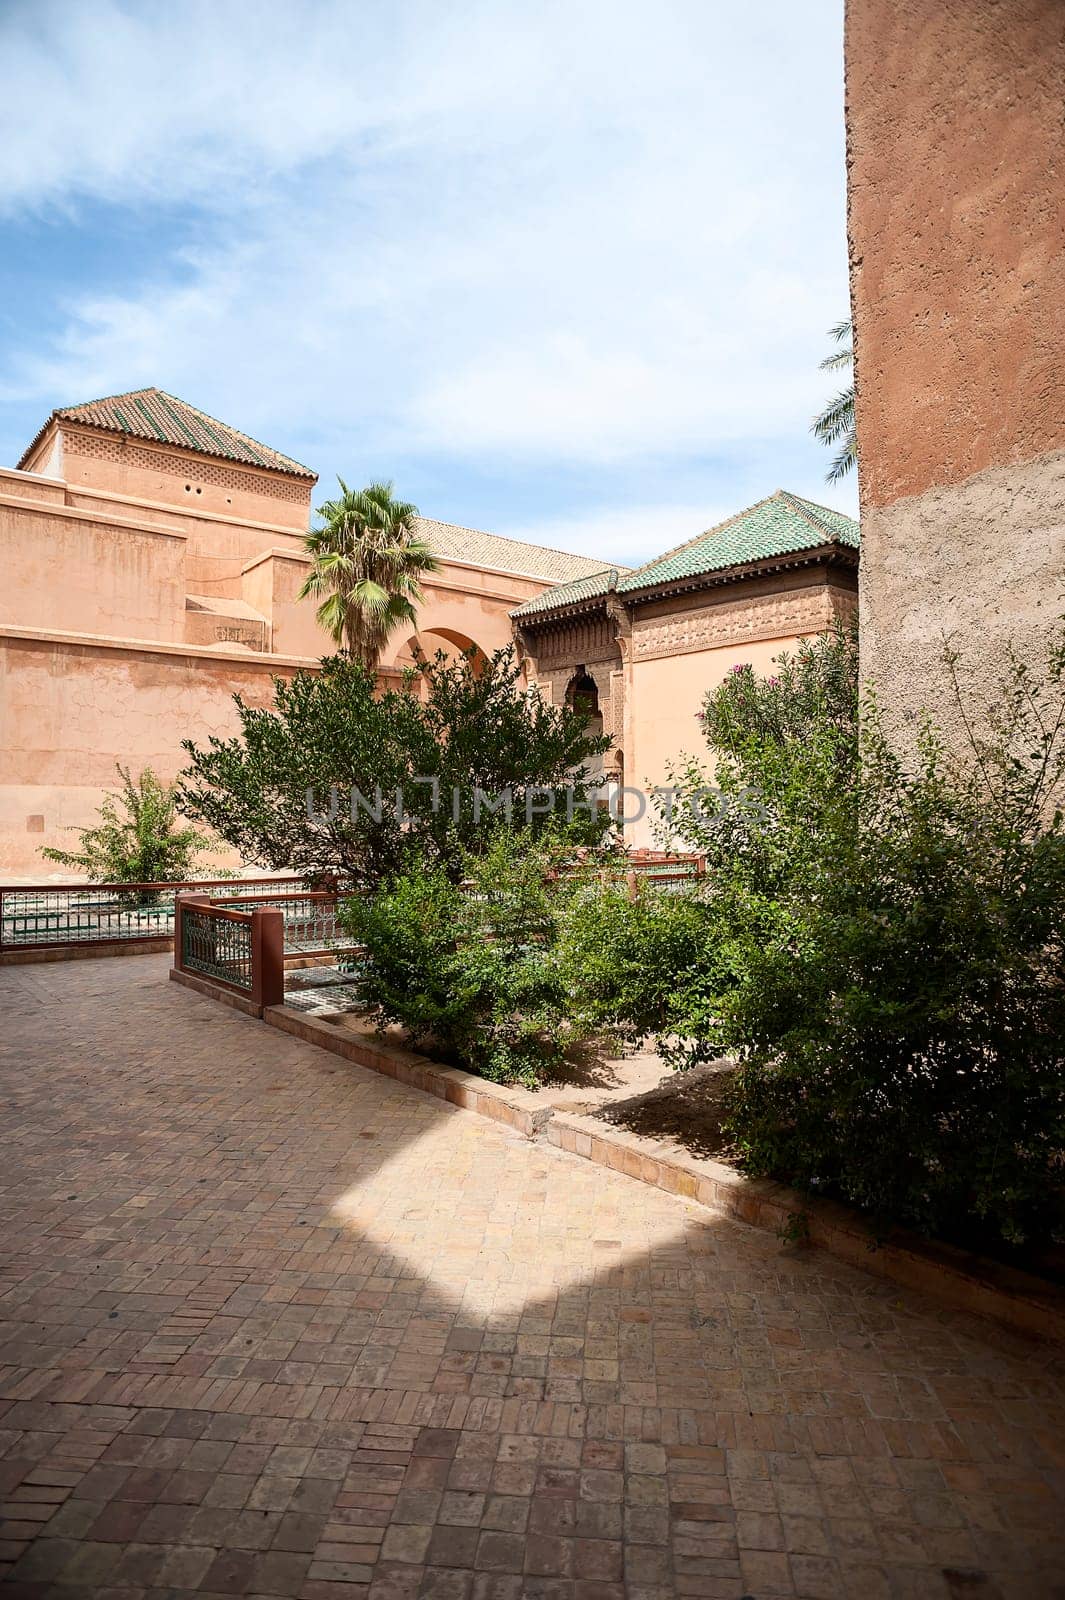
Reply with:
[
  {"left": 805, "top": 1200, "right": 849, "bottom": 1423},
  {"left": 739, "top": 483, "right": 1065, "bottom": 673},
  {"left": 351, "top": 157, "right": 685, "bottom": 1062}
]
[
  {"left": 659, "top": 628, "right": 1065, "bottom": 1248},
  {"left": 179, "top": 647, "right": 612, "bottom": 890},
  {"left": 557, "top": 879, "right": 730, "bottom": 1059},
  {"left": 342, "top": 830, "right": 600, "bottom": 1086},
  {"left": 42, "top": 765, "right": 214, "bottom": 884},
  {"left": 656, "top": 622, "right": 859, "bottom": 892}
]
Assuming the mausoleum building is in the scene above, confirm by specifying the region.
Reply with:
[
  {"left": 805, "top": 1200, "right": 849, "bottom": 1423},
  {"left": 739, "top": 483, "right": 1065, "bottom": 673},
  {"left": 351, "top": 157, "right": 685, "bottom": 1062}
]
[{"left": 1, "top": 388, "right": 859, "bottom": 871}]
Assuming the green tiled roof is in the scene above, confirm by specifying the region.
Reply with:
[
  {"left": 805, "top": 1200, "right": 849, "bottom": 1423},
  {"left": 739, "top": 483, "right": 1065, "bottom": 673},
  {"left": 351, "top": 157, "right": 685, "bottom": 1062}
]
[
  {"left": 510, "top": 566, "right": 631, "bottom": 619},
  {"left": 617, "top": 490, "right": 859, "bottom": 594},
  {"left": 21, "top": 387, "right": 316, "bottom": 479}
]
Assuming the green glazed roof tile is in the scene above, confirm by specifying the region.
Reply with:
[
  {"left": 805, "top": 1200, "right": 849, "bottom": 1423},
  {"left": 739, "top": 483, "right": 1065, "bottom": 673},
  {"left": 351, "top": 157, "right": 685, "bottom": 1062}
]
[
  {"left": 23, "top": 387, "right": 317, "bottom": 479},
  {"left": 510, "top": 566, "right": 629, "bottom": 618},
  {"left": 616, "top": 490, "right": 859, "bottom": 593}
]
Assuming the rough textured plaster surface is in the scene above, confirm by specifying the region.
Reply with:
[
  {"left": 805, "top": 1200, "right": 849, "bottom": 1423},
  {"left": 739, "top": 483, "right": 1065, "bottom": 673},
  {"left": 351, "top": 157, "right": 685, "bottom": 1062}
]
[
  {"left": 846, "top": 0, "right": 1065, "bottom": 507},
  {"left": 858, "top": 450, "right": 1065, "bottom": 751}
]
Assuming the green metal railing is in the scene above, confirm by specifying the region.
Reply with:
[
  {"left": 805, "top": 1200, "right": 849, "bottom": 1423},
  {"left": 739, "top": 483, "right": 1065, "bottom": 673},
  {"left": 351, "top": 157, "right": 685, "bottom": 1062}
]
[
  {"left": 0, "top": 876, "right": 304, "bottom": 954},
  {"left": 173, "top": 893, "right": 287, "bottom": 1008},
  {"left": 180, "top": 903, "right": 255, "bottom": 991},
  {"left": 213, "top": 891, "right": 345, "bottom": 956}
]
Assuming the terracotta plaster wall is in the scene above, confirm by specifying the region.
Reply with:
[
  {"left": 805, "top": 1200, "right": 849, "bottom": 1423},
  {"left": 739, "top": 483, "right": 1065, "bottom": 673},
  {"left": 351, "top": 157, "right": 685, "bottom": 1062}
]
[
  {"left": 243, "top": 548, "right": 331, "bottom": 659},
  {"left": 625, "top": 577, "right": 857, "bottom": 848},
  {"left": 41, "top": 425, "right": 313, "bottom": 531},
  {"left": 60, "top": 487, "right": 309, "bottom": 603},
  {"left": 0, "top": 634, "right": 311, "bottom": 877},
  {"left": 847, "top": 0, "right": 1065, "bottom": 739},
  {"left": 0, "top": 495, "right": 187, "bottom": 643},
  {"left": 383, "top": 562, "right": 549, "bottom": 666}
]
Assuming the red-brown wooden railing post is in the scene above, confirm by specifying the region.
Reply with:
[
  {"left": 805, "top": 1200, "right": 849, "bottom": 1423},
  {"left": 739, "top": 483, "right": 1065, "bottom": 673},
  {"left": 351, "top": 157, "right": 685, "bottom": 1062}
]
[
  {"left": 252, "top": 906, "right": 285, "bottom": 1010},
  {"left": 173, "top": 892, "right": 211, "bottom": 976}
]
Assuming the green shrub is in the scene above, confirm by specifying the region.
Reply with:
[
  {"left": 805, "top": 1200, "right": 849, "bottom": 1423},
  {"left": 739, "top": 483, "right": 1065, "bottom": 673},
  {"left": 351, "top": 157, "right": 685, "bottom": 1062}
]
[
  {"left": 659, "top": 629, "right": 1065, "bottom": 1248},
  {"left": 557, "top": 880, "right": 732, "bottom": 1061},
  {"left": 42, "top": 764, "right": 214, "bottom": 884},
  {"left": 342, "top": 830, "right": 598, "bottom": 1086},
  {"left": 179, "top": 646, "right": 612, "bottom": 889}
]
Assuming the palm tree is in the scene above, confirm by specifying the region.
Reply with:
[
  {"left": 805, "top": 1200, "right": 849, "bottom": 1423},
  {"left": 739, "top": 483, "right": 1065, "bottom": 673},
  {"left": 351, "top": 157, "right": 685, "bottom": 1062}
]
[
  {"left": 812, "top": 319, "right": 857, "bottom": 483},
  {"left": 298, "top": 479, "right": 439, "bottom": 669}
]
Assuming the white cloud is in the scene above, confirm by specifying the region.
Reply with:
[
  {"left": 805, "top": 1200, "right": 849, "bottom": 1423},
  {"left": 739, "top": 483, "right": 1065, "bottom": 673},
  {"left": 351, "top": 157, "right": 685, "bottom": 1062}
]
[{"left": 0, "top": 0, "right": 852, "bottom": 515}]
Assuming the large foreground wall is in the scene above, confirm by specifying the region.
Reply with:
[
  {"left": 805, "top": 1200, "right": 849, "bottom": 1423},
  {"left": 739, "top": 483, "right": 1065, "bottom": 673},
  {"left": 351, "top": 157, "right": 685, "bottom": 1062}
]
[{"left": 846, "top": 0, "right": 1065, "bottom": 743}]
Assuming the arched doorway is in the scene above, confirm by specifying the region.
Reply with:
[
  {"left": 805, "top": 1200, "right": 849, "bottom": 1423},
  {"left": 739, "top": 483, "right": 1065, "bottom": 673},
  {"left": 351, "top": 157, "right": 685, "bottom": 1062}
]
[{"left": 565, "top": 666, "right": 606, "bottom": 785}]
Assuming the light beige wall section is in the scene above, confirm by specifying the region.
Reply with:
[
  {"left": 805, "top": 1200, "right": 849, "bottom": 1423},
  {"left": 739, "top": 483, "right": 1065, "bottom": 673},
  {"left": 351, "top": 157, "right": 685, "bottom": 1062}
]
[
  {"left": 626, "top": 576, "right": 857, "bottom": 847},
  {"left": 627, "top": 635, "right": 795, "bottom": 847},
  {"left": 858, "top": 450, "right": 1065, "bottom": 747},
  {"left": 0, "top": 629, "right": 319, "bottom": 878}
]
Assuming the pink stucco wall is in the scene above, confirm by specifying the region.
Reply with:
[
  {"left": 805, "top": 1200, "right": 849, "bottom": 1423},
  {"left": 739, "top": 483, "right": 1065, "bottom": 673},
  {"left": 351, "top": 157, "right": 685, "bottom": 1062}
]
[
  {"left": 0, "top": 631, "right": 310, "bottom": 876},
  {"left": 0, "top": 436, "right": 557, "bottom": 876}
]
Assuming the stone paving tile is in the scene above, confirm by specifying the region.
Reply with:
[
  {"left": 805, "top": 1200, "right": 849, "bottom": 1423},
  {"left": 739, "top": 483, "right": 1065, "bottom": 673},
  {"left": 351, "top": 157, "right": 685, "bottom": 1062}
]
[{"left": 0, "top": 954, "right": 1063, "bottom": 1599}]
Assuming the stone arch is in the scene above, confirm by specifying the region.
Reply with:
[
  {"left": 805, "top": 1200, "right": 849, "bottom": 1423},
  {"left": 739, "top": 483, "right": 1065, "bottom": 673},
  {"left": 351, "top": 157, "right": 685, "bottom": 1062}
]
[
  {"left": 392, "top": 627, "right": 490, "bottom": 697},
  {"left": 395, "top": 627, "right": 489, "bottom": 670}
]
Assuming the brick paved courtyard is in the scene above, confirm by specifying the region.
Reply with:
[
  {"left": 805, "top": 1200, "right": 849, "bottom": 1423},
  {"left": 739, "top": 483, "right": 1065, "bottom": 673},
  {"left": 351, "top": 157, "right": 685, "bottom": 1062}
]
[{"left": 0, "top": 956, "right": 1063, "bottom": 1599}]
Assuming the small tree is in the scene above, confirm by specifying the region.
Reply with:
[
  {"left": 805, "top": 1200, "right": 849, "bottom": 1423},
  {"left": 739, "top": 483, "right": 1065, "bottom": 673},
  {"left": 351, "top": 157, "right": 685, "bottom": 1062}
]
[
  {"left": 178, "top": 646, "right": 612, "bottom": 889},
  {"left": 298, "top": 479, "right": 439, "bottom": 668},
  {"left": 656, "top": 622, "right": 859, "bottom": 893},
  {"left": 42, "top": 765, "right": 214, "bottom": 883},
  {"left": 343, "top": 830, "right": 594, "bottom": 1086}
]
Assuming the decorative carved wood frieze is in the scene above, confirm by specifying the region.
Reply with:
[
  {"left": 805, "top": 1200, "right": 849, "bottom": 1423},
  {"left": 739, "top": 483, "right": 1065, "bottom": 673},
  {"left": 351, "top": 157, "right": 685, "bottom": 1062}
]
[
  {"left": 632, "top": 586, "right": 848, "bottom": 661},
  {"left": 534, "top": 614, "right": 620, "bottom": 667}
]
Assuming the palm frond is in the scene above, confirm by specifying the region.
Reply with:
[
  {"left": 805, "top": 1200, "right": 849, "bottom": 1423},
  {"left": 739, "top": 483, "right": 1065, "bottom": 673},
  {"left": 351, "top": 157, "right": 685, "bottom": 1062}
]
[
  {"left": 299, "top": 476, "right": 441, "bottom": 667},
  {"left": 811, "top": 387, "right": 856, "bottom": 446},
  {"left": 825, "top": 427, "right": 858, "bottom": 484},
  {"left": 812, "top": 325, "right": 857, "bottom": 482}
]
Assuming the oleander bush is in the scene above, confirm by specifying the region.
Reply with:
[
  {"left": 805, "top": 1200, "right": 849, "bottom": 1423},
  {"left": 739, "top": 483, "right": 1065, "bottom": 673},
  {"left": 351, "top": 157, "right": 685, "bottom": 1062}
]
[{"left": 658, "top": 625, "right": 1065, "bottom": 1248}]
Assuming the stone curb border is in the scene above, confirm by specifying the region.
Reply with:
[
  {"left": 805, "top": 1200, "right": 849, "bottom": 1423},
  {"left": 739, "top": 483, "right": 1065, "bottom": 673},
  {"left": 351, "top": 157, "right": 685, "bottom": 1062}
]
[
  {"left": 3, "top": 934, "right": 171, "bottom": 967},
  {"left": 171, "top": 963, "right": 264, "bottom": 1017},
  {"left": 261, "top": 1003, "right": 1065, "bottom": 1344}
]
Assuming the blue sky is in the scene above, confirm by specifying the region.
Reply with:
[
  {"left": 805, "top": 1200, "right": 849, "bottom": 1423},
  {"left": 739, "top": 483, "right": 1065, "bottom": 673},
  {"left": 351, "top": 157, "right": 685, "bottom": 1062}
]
[{"left": 0, "top": 0, "right": 854, "bottom": 567}]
